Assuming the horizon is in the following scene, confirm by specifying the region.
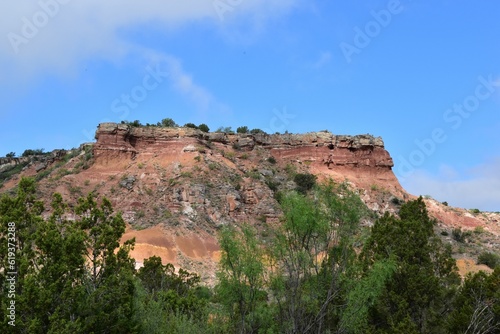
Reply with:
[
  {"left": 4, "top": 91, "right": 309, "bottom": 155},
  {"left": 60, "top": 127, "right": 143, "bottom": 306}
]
[{"left": 1, "top": 1, "right": 499, "bottom": 211}]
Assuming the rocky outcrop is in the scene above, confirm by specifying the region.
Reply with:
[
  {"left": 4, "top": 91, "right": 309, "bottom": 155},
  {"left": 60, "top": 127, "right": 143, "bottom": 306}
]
[
  {"left": 0, "top": 149, "right": 70, "bottom": 174},
  {"left": 94, "top": 123, "right": 394, "bottom": 170}
]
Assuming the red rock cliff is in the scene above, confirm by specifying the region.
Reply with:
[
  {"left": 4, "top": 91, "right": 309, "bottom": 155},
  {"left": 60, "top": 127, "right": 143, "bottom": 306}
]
[{"left": 94, "top": 122, "right": 403, "bottom": 196}]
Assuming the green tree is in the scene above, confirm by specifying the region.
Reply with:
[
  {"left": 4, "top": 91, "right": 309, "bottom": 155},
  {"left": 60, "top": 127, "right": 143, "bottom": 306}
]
[
  {"left": 250, "top": 128, "right": 265, "bottom": 134},
  {"left": 216, "top": 225, "right": 270, "bottom": 334},
  {"left": 74, "top": 193, "right": 137, "bottom": 333},
  {"left": 477, "top": 251, "right": 500, "bottom": 269},
  {"left": 160, "top": 118, "right": 178, "bottom": 127},
  {"left": 0, "top": 178, "right": 44, "bottom": 331},
  {"left": 22, "top": 148, "right": 45, "bottom": 157},
  {"left": 293, "top": 173, "right": 317, "bottom": 194},
  {"left": 5, "top": 152, "right": 15, "bottom": 158},
  {"left": 184, "top": 123, "right": 198, "bottom": 129},
  {"left": 236, "top": 126, "right": 249, "bottom": 134},
  {"left": 0, "top": 183, "right": 138, "bottom": 333},
  {"left": 198, "top": 123, "right": 210, "bottom": 132},
  {"left": 269, "top": 182, "right": 367, "bottom": 333},
  {"left": 447, "top": 268, "right": 500, "bottom": 333},
  {"left": 360, "top": 197, "right": 460, "bottom": 333},
  {"left": 25, "top": 193, "right": 87, "bottom": 333}
]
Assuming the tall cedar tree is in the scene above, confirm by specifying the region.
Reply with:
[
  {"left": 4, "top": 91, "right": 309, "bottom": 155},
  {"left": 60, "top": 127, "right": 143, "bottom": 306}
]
[{"left": 360, "top": 197, "right": 460, "bottom": 334}]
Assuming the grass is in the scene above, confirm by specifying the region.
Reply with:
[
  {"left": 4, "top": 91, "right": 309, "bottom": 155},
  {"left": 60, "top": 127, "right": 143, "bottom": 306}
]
[
  {"left": 245, "top": 170, "right": 261, "bottom": 180},
  {"left": 35, "top": 169, "right": 52, "bottom": 181}
]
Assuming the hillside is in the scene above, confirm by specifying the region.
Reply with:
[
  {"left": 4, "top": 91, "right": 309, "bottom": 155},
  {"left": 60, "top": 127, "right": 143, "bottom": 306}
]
[{"left": 1, "top": 122, "right": 499, "bottom": 281}]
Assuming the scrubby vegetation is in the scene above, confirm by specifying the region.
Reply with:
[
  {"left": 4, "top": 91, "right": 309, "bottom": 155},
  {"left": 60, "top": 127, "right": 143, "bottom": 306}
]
[
  {"left": 1, "top": 178, "right": 499, "bottom": 333},
  {"left": 477, "top": 251, "right": 500, "bottom": 269},
  {"left": 119, "top": 119, "right": 261, "bottom": 136}
]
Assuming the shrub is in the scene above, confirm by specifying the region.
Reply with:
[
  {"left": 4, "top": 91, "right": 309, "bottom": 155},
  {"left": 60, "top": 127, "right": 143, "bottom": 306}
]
[
  {"left": 160, "top": 118, "right": 178, "bottom": 127},
  {"left": 184, "top": 123, "right": 198, "bottom": 129},
  {"left": 237, "top": 126, "right": 249, "bottom": 134},
  {"left": 245, "top": 170, "right": 260, "bottom": 180},
  {"left": 265, "top": 179, "right": 280, "bottom": 192},
  {"left": 216, "top": 126, "right": 233, "bottom": 133},
  {"left": 198, "top": 124, "right": 210, "bottom": 132},
  {"left": 391, "top": 197, "right": 403, "bottom": 206},
  {"left": 442, "top": 201, "right": 448, "bottom": 206},
  {"left": 22, "top": 148, "right": 45, "bottom": 157},
  {"left": 470, "top": 208, "right": 481, "bottom": 214},
  {"left": 267, "top": 156, "right": 276, "bottom": 164},
  {"left": 294, "top": 173, "right": 317, "bottom": 194},
  {"left": 473, "top": 226, "right": 484, "bottom": 234},
  {"left": 477, "top": 252, "right": 500, "bottom": 269},
  {"left": 127, "top": 120, "right": 143, "bottom": 127},
  {"left": 250, "top": 128, "right": 265, "bottom": 134},
  {"left": 6, "top": 152, "right": 15, "bottom": 158},
  {"left": 452, "top": 228, "right": 471, "bottom": 243}
]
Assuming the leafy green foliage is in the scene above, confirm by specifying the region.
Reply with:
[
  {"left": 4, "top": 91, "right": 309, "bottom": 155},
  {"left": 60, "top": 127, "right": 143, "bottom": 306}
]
[
  {"left": 184, "top": 123, "right": 198, "bottom": 129},
  {"left": 121, "top": 119, "right": 143, "bottom": 127},
  {"left": 21, "top": 148, "right": 45, "bottom": 157},
  {"left": 266, "top": 182, "right": 368, "bottom": 333},
  {"left": 477, "top": 251, "right": 500, "bottom": 269},
  {"left": 0, "top": 179, "right": 138, "bottom": 333},
  {"left": 360, "top": 197, "right": 460, "bottom": 333},
  {"left": 236, "top": 126, "right": 249, "bottom": 134},
  {"left": 216, "top": 126, "right": 234, "bottom": 133},
  {"left": 452, "top": 228, "right": 472, "bottom": 243},
  {"left": 250, "top": 128, "right": 265, "bottom": 134},
  {"left": 447, "top": 268, "right": 500, "bottom": 333},
  {"left": 340, "top": 259, "right": 397, "bottom": 333},
  {"left": 216, "top": 225, "right": 270, "bottom": 333},
  {"left": 198, "top": 123, "right": 210, "bottom": 132},
  {"left": 160, "top": 118, "right": 178, "bottom": 127},
  {"left": 293, "top": 173, "right": 317, "bottom": 194}
]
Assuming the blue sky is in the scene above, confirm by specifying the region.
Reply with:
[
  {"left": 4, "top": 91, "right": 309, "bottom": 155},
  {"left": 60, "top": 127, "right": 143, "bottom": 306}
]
[{"left": 1, "top": 1, "right": 499, "bottom": 211}]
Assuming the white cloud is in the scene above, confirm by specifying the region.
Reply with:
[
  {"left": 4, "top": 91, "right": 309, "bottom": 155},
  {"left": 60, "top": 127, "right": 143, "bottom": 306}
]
[
  {"left": 401, "top": 158, "right": 500, "bottom": 212},
  {"left": 0, "top": 0, "right": 299, "bottom": 82},
  {"left": 159, "top": 53, "right": 228, "bottom": 113},
  {"left": 0, "top": 0, "right": 298, "bottom": 113}
]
